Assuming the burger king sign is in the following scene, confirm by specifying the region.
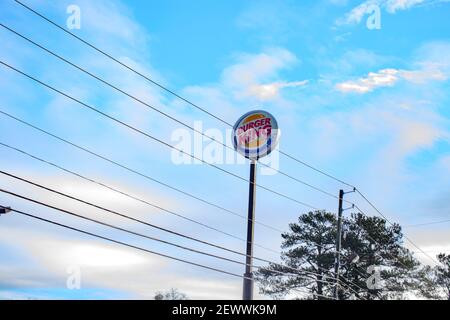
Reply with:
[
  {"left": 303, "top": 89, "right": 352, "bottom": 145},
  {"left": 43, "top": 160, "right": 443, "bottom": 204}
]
[{"left": 232, "top": 110, "right": 279, "bottom": 160}]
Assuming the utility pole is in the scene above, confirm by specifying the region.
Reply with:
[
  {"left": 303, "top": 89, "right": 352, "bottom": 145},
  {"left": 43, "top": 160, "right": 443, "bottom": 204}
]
[
  {"left": 334, "top": 189, "right": 344, "bottom": 300},
  {"left": 243, "top": 160, "right": 257, "bottom": 300}
]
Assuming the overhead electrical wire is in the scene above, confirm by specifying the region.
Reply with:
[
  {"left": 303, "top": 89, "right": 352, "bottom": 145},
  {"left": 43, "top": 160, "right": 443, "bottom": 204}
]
[
  {"left": 0, "top": 192, "right": 345, "bottom": 293},
  {"left": 7, "top": 208, "right": 251, "bottom": 279},
  {"left": 9, "top": 15, "right": 423, "bottom": 261},
  {"left": 8, "top": 207, "right": 339, "bottom": 300},
  {"left": 0, "top": 22, "right": 345, "bottom": 205},
  {"left": 351, "top": 205, "right": 425, "bottom": 270},
  {"left": 411, "top": 249, "right": 450, "bottom": 254},
  {"left": 0, "top": 118, "right": 389, "bottom": 297},
  {"left": 1, "top": 140, "right": 351, "bottom": 282},
  {"left": 0, "top": 136, "right": 375, "bottom": 295},
  {"left": 0, "top": 164, "right": 358, "bottom": 289},
  {"left": 0, "top": 141, "right": 275, "bottom": 253},
  {"left": 0, "top": 170, "right": 296, "bottom": 269},
  {"left": 0, "top": 188, "right": 248, "bottom": 266},
  {"left": 0, "top": 137, "right": 366, "bottom": 295},
  {"left": 0, "top": 59, "right": 321, "bottom": 211},
  {"left": 1, "top": 111, "right": 400, "bottom": 275},
  {"left": 354, "top": 193, "right": 440, "bottom": 265},
  {"left": 0, "top": 168, "right": 364, "bottom": 296},
  {"left": 4, "top": 0, "right": 431, "bottom": 294},
  {"left": 12, "top": 0, "right": 356, "bottom": 191},
  {"left": 0, "top": 109, "right": 284, "bottom": 234},
  {"left": 0, "top": 140, "right": 332, "bottom": 264},
  {"left": 403, "top": 219, "right": 450, "bottom": 228},
  {"left": 13, "top": 0, "right": 432, "bottom": 270},
  {"left": 0, "top": 170, "right": 269, "bottom": 257}
]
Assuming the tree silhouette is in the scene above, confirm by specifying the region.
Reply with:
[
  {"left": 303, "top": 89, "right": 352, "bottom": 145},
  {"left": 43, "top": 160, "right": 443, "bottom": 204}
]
[{"left": 256, "top": 210, "right": 419, "bottom": 300}]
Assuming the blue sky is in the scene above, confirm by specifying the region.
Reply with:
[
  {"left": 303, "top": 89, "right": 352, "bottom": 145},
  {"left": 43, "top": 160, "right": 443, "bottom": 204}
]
[{"left": 0, "top": 0, "right": 449, "bottom": 299}]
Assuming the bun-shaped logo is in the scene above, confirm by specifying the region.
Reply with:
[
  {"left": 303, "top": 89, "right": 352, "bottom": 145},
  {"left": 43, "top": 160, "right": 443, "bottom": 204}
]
[{"left": 232, "top": 110, "right": 279, "bottom": 160}]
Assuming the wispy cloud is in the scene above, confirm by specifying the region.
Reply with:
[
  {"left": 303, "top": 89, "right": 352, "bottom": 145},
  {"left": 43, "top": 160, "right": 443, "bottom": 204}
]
[
  {"left": 385, "top": 0, "right": 426, "bottom": 13},
  {"left": 337, "top": 0, "right": 449, "bottom": 25},
  {"left": 187, "top": 47, "right": 307, "bottom": 104},
  {"left": 246, "top": 80, "right": 308, "bottom": 101},
  {"left": 338, "top": 0, "right": 379, "bottom": 25},
  {"left": 335, "top": 65, "right": 447, "bottom": 93},
  {"left": 336, "top": 68, "right": 399, "bottom": 93}
]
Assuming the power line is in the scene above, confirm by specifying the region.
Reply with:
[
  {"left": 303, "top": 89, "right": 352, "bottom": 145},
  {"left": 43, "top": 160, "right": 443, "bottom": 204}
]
[
  {"left": 0, "top": 23, "right": 345, "bottom": 205},
  {"left": 2, "top": 139, "right": 362, "bottom": 293},
  {"left": 354, "top": 190, "right": 440, "bottom": 265},
  {"left": 1, "top": 193, "right": 342, "bottom": 292},
  {"left": 318, "top": 203, "right": 438, "bottom": 298},
  {"left": 0, "top": 170, "right": 309, "bottom": 276},
  {"left": 0, "top": 15, "right": 395, "bottom": 294},
  {"left": 0, "top": 134, "right": 359, "bottom": 295},
  {"left": 12, "top": 0, "right": 355, "bottom": 190},
  {"left": 0, "top": 188, "right": 248, "bottom": 266},
  {"left": 2, "top": 1, "right": 380, "bottom": 284},
  {"left": 0, "top": 168, "right": 361, "bottom": 292},
  {"left": 413, "top": 250, "right": 450, "bottom": 254},
  {"left": 0, "top": 170, "right": 264, "bottom": 258},
  {"left": 0, "top": 140, "right": 334, "bottom": 276},
  {"left": 278, "top": 151, "right": 355, "bottom": 189},
  {"left": 351, "top": 204, "right": 428, "bottom": 271},
  {"left": 0, "top": 59, "right": 321, "bottom": 211},
  {"left": 348, "top": 205, "right": 414, "bottom": 270},
  {"left": 12, "top": 0, "right": 234, "bottom": 127},
  {"left": 0, "top": 187, "right": 345, "bottom": 290},
  {"left": 8, "top": 207, "right": 338, "bottom": 299},
  {"left": 2, "top": 12, "right": 428, "bottom": 269},
  {"left": 1, "top": 0, "right": 412, "bottom": 298},
  {"left": 0, "top": 117, "right": 373, "bottom": 296},
  {"left": 7, "top": 208, "right": 253, "bottom": 279},
  {"left": 0, "top": 109, "right": 283, "bottom": 234},
  {"left": 0, "top": 161, "right": 363, "bottom": 295},
  {"left": 0, "top": 141, "right": 277, "bottom": 254},
  {"left": 323, "top": 202, "right": 423, "bottom": 277},
  {"left": 403, "top": 219, "right": 450, "bottom": 228}
]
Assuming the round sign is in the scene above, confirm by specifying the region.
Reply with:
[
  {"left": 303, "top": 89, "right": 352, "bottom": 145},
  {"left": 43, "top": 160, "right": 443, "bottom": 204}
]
[{"left": 232, "top": 110, "right": 279, "bottom": 160}]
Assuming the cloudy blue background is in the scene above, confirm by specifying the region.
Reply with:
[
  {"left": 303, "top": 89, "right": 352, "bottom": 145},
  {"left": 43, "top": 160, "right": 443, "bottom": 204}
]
[{"left": 0, "top": 0, "right": 449, "bottom": 299}]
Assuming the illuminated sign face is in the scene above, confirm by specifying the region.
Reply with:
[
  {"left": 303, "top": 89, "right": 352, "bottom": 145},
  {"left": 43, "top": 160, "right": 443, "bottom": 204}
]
[{"left": 232, "top": 110, "right": 279, "bottom": 160}]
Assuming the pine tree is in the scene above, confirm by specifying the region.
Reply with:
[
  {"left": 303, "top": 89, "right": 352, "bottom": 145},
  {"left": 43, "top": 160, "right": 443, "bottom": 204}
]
[{"left": 256, "top": 210, "right": 419, "bottom": 300}]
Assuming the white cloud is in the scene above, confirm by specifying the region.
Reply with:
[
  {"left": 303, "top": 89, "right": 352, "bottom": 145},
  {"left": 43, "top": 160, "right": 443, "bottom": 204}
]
[
  {"left": 246, "top": 80, "right": 308, "bottom": 101},
  {"left": 184, "top": 47, "right": 307, "bottom": 105},
  {"left": 303, "top": 40, "right": 450, "bottom": 227},
  {"left": 337, "top": 0, "right": 449, "bottom": 25},
  {"left": 399, "top": 66, "right": 447, "bottom": 83},
  {"left": 385, "top": 116, "right": 443, "bottom": 156},
  {"left": 335, "top": 68, "right": 399, "bottom": 93},
  {"left": 385, "top": 0, "right": 425, "bottom": 12},
  {"left": 59, "top": 0, "right": 150, "bottom": 53},
  {"left": 335, "top": 65, "right": 447, "bottom": 93},
  {"left": 339, "top": 0, "right": 379, "bottom": 25},
  {"left": 222, "top": 48, "right": 297, "bottom": 88}
]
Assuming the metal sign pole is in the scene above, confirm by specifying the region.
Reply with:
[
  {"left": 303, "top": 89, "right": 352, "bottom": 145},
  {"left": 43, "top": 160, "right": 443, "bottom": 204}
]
[
  {"left": 243, "top": 159, "right": 257, "bottom": 300},
  {"left": 233, "top": 110, "right": 278, "bottom": 301}
]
